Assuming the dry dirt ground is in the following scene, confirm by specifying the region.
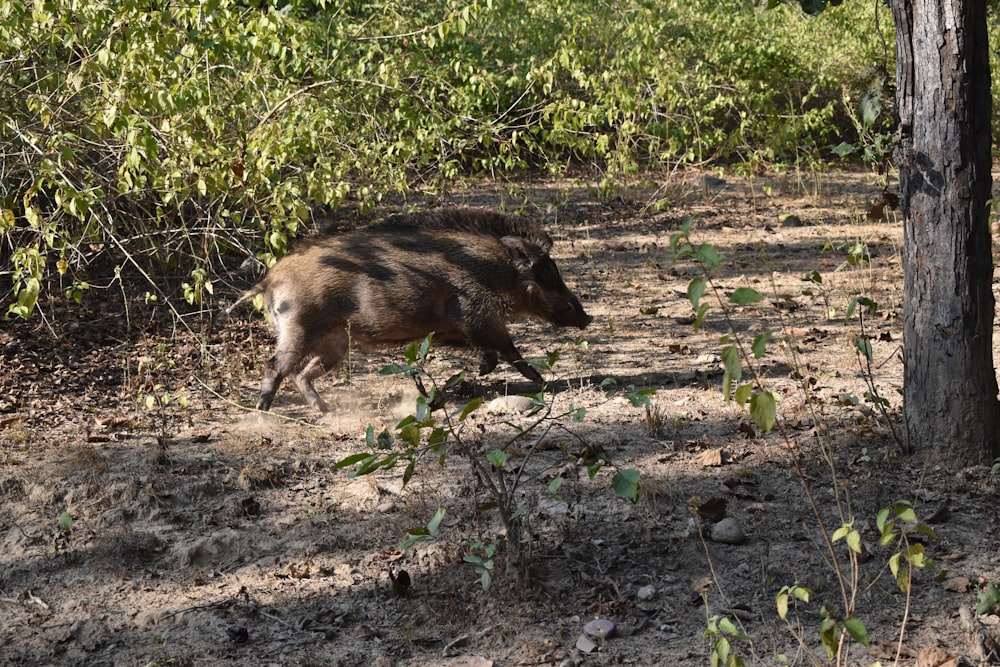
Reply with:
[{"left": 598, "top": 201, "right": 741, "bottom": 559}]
[{"left": 3, "top": 171, "right": 1000, "bottom": 667}]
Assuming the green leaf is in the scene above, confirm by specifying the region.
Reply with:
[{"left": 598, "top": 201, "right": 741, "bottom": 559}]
[
  {"left": 749, "top": 391, "right": 777, "bottom": 433},
  {"left": 718, "top": 617, "right": 744, "bottom": 639},
  {"left": 417, "top": 333, "right": 434, "bottom": 364},
  {"left": 693, "top": 302, "right": 711, "bottom": 332},
  {"left": 860, "top": 90, "right": 881, "bottom": 126},
  {"left": 426, "top": 506, "right": 446, "bottom": 533},
  {"left": 854, "top": 337, "right": 873, "bottom": 363},
  {"left": 976, "top": 582, "right": 1000, "bottom": 615},
  {"left": 751, "top": 331, "right": 772, "bottom": 359},
  {"left": 733, "top": 383, "right": 753, "bottom": 406},
  {"left": 830, "top": 142, "right": 856, "bottom": 158},
  {"left": 888, "top": 551, "right": 901, "bottom": 578},
  {"left": 801, "top": 270, "right": 823, "bottom": 285},
  {"left": 721, "top": 345, "right": 741, "bottom": 403},
  {"left": 843, "top": 616, "right": 869, "bottom": 646},
  {"left": 694, "top": 243, "right": 723, "bottom": 271},
  {"left": 846, "top": 529, "right": 862, "bottom": 554},
  {"left": 486, "top": 449, "right": 507, "bottom": 469},
  {"left": 457, "top": 397, "right": 483, "bottom": 421},
  {"left": 688, "top": 277, "right": 707, "bottom": 309},
  {"left": 776, "top": 592, "right": 789, "bottom": 620},
  {"left": 876, "top": 507, "right": 891, "bottom": 532},
  {"left": 612, "top": 469, "right": 640, "bottom": 502},
  {"left": 730, "top": 287, "right": 763, "bottom": 305},
  {"left": 58, "top": 511, "right": 73, "bottom": 535},
  {"left": 625, "top": 388, "right": 655, "bottom": 407},
  {"left": 331, "top": 452, "right": 376, "bottom": 471}
]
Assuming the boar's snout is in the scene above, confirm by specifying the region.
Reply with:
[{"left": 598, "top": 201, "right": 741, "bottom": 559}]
[
  {"left": 527, "top": 282, "right": 592, "bottom": 330},
  {"left": 558, "top": 295, "right": 592, "bottom": 329}
]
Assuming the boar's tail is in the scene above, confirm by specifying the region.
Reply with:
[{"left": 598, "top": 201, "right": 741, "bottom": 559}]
[{"left": 211, "top": 284, "right": 265, "bottom": 332}]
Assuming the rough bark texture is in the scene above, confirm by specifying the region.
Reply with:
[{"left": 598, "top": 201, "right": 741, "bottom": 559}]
[{"left": 890, "top": 0, "right": 998, "bottom": 461}]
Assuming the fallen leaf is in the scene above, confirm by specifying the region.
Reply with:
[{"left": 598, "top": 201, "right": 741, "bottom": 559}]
[
  {"left": 916, "top": 646, "right": 959, "bottom": 667},
  {"left": 697, "top": 497, "right": 727, "bottom": 522},
  {"left": 942, "top": 577, "right": 970, "bottom": 592},
  {"left": 697, "top": 448, "right": 725, "bottom": 467},
  {"left": 926, "top": 504, "right": 952, "bottom": 524}
]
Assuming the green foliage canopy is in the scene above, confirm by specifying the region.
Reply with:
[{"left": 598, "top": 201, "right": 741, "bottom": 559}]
[{"left": 1, "top": 0, "right": 886, "bottom": 316}]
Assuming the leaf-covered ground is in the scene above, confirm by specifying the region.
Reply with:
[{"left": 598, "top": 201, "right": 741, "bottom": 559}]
[{"left": 3, "top": 171, "right": 1000, "bottom": 667}]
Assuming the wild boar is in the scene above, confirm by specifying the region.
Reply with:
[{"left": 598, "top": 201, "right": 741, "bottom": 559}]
[{"left": 230, "top": 208, "right": 592, "bottom": 413}]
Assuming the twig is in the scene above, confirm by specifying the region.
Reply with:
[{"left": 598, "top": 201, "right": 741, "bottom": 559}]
[{"left": 190, "top": 374, "right": 326, "bottom": 429}]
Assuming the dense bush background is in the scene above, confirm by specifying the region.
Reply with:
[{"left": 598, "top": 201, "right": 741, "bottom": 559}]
[{"left": 0, "top": 0, "right": 931, "bottom": 317}]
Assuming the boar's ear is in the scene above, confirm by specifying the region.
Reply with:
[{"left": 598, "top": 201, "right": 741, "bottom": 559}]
[{"left": 499, "top": 236, "right": 538, "bottom": 269}]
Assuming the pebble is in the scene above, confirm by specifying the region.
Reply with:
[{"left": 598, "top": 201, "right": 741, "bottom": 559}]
[
  {"left": 486, "top": 395, "right": 537, "bottom": 414},
  {"left": 710, "top": 517, "right": 746, "bottom": 545},
  {"left": 583, "top": 618, "right": 615, "bottom": 639},
  {"left": 575, "top": 634, "right": 598, "bottom": 653},
  {"left": 637, "top": 585, "right": 656, "bottom": 601}
]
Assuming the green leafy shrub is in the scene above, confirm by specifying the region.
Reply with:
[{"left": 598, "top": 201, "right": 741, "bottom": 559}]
[{"left": 1, "top": 0, "right": 889, "bottom": 318}]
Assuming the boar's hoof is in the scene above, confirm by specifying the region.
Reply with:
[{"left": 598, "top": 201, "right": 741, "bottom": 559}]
[
  {"left": 513, "top": 359, "right": 545, "bottom": 385},
  {"left": 479, "top": 351, "right": 499, "bottom": 375}
]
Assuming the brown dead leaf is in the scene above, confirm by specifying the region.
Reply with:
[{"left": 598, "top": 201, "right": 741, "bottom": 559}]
[
  {"left": 943, "top": 577, "right": 970, "bottom": 592},
  {"left": 697, "top": 497, "right": 727, "bottom": 522},
  {"left": 458, "top": 658, "right": 493, "bottom": 667},
  {"left": 722, "top": 477, "right": 756, "bottom": 500},
  {"left": 697, "top": 448, "right": 725, "bottom": 467},
  {"left": 926, "top": 504, "right": 952, "bottom": 524},
  {"left": 689, "top": 576, "right": 712, "bottom": 595},
  {"left": 916, "top": 646, "right": 959, "bottom": 667},
  {"left": 0, "top": 415, "right": 22, "bottom": 429}
]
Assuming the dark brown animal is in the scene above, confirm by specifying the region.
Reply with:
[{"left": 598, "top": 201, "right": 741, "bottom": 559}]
[{"left": 231, "top": 208, "right": 592, "bottom": 413}]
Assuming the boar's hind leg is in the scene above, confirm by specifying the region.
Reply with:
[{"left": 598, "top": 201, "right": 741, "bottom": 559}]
[
  {"left": 257, "top": 332, "right": 345, "bottom": 413},
  {"left": 257, "top": 351, "right": 295, "bottom": 412},
  {"left": 291, "top": 356, "right": 333, "bottom": 413},
  {"left": 290, "top": 332, "right": 348, "bottom": 413}
]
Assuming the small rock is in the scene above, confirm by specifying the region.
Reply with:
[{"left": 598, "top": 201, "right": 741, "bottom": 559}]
[
  {"left": 486, "top": 395, "right": 537, "bottom": 414},
  {"left": 779, "top": 214, "right": 804, "bottom": 227},
  {"left": 637, "top": 585, "right": 656, "bottom": 601},
  {"left": 688, "top": 174, "right": 727, "bottom": 190},
  {"left": 710, "top": 518, "right": 746, "bottom": 545},
  {"left": 583, "top": 618, "right": 615, "bottom": 639},
  {"left": 575, "top": 634, "right": 598, "bottom": 653}
]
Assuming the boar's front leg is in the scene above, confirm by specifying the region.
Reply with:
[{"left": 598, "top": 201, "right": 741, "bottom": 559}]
[
  {"left": 468, "top": 324, "right": 544, "bottom": 385},
  {"left": 478, "top": 350, "right": 499, "bottom": 375}
]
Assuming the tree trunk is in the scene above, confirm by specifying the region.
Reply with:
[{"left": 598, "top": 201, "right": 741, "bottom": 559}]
[{"left": 890, "top": 0, "right": 998, "bottom": 463}]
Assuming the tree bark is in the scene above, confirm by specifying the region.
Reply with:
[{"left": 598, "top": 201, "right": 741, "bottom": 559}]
[{"left": 890, "top": 0, "right": 998, "bottom": 462}]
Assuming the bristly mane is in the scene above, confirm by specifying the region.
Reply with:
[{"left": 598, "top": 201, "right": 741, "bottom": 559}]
[{"left": 372, "top": 207, "right": 553, "bottom": 253}]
